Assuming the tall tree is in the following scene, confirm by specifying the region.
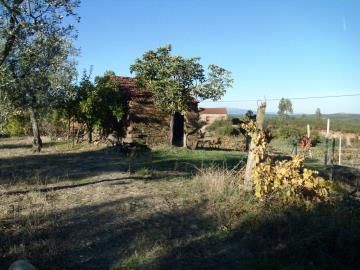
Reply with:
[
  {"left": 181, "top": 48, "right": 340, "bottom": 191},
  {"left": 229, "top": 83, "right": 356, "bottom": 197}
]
[
  {"left": 94, "top": 71, "right": 125, "bottom": 137},
  {"left": 0, "top": 0, "right": 80, "bottom": 151},
  {"left": 130, "top": 45, "right": 233, "bottom": 146},
  {"left": 315, "top": 108, "right": 322, "bottom": 119},
  {"left": 77, "top": 70, "right": 97, "bottom": 143},
  {"left": 0, "top": 0, "right": 80, "bottom": 66},
  {"left": 277, "top": 98, "right": 293, "bottom": 118},
  {"left": 77, "top": 70, "right": 126, "bottom": 143}
]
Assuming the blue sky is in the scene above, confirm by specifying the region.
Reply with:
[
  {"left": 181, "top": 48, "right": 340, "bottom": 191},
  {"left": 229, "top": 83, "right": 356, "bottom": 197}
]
[{"left": 76, "top": 0, "right": 360, "bottom": 114}]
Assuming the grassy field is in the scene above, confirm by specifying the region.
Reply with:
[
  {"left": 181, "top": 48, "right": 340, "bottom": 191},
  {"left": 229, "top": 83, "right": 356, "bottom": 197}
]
[
  {"left": 1, "top": 137, "right": 360, "bottom": 269},
  {"left": 266, "top": 114, "right": 360, "bottom": 134}
]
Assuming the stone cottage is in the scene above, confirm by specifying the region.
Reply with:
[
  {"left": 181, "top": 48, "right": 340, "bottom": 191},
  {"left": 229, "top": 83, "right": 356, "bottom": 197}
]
[
  {"left": 117, "top": 76, "right": 199, "bottom": 147},
  {"left": 199, "top": 107, "right": 228, "bottom": 124}
]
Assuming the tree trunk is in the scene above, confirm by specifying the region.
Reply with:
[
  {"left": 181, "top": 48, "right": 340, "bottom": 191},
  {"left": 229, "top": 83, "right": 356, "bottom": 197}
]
[
  {"left": 183, "top": 113, "right": 189, "bottom": 148},
  {"left": 244, "top": 102, "right": 266, "bottom": 191},
  {"left": 169, "top": 114, "right": 175, "bottom": 145},
  {"left": 245, "top": 135, "right": 251, "bottom": 151},
  {"left": 29, "top": 107, "right": 42, "bottom": 152},
  {"left": 67, "top": 117, "right": 71, "bottom": 141},
  {"left": 87, "top": 126, "right": 93, "bottom": 144},
  {"left": 183, "top": 133, "right": 188, "bottom": 148}
]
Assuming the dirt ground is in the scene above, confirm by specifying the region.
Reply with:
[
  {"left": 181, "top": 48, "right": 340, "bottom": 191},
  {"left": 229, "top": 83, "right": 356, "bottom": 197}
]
[
  {"left": 1, "top": 173, "right": 199, "bottom": 269},
  {"left": 2, "top": 137, "right": 360, "bottom": 270},
  {"left": 0, "top": 137, "right": 233, "bottom": 269}
]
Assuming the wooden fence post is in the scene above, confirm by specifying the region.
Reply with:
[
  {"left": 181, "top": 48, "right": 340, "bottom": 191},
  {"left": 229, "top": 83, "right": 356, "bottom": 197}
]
[
  {"left": 324, "top": 119, "right": 330, "bottom": 168},
  {"left": 338, "top": 136, "right": 342, "bottom": 165},
  {"left": 330, "top": 138, "right": 335, "bottom": 181},
  {"left": 307, "top": 124, "right": 313, "bottom": 158},
  {"left": 244, "top": 102, "right": 266, "bottom": 191}
]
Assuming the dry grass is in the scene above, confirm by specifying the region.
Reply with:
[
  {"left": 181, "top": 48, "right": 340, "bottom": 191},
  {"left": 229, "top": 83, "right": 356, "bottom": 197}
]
[
  {"left": 1, "top": 137, "right": 360, "bottom": 269},
  {"left": 194, "top": 165, "right": 243, "bottom": 198},
  {"left": 0, "top": 177, "right": 179, "bottom": 269}
]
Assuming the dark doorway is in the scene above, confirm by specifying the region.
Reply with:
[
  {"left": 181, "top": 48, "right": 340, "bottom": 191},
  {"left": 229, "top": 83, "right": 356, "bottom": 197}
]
[{"left": 171, "top": 112, "right": 184, "bottom": 146}]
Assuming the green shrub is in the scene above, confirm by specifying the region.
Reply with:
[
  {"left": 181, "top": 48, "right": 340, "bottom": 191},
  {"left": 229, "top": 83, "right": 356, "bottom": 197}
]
[
  {"left": 5, "top": 114, "right": 31, "bottom": 136},
  {"left": 206, "top": 120, "right": 237, "bottom": 136},
  {"left": 310, "top": 130, "right": 321, "bottom": 146},
  {"left": 40, "top": 110, "right": 67, "bottom": 137},
  {"left": 275, "top": 125, "right": 302, "bottom": 140}
]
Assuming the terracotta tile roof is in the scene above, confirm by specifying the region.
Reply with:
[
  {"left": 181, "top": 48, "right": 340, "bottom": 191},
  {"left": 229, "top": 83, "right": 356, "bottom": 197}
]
[
  {"left": 117, "top": 76, "right": 199, "bottom": 107},
  {"left": 199, "top": 107, "right": 228, "bottom": 115},
  {"left": 117, "top": 76, "right": 149, "bottom": 93}
]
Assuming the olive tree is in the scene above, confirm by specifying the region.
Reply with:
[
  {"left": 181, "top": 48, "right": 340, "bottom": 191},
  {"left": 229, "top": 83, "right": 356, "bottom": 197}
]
[
  {"left": 315, "top": 108, "right": 321, "bottom": 119},
  {"left": 0, "top": 0, "right": 80, "bottom": 66},
  {"left": 277, "top": 97, "right": 293, "bottom": 118},
  {"left": 130, "top": 45, "right": 233, "bottom": 146},
  {"left": 0, "top": 0, "right": 80, "bottom": 151}
]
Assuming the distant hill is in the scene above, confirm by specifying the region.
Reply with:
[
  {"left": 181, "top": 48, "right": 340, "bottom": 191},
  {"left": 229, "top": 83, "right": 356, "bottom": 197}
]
[
  {"left": 323, "top": 113, "right": 360, "bottom": 121},
  {"left": 227, "top": 108, "right": 250, "bottom": 115},
  {"left": 266, "top": 113, "right": 360, "bottom": 133},
  {"left": 228, "top": 108, "right": 277, "bottom": 116},
  {"left": 293, "top": 113, "right": 360, "bottom": 121},
  {"left": 227, "top": 108, "right": 360, "bottom": 120}
]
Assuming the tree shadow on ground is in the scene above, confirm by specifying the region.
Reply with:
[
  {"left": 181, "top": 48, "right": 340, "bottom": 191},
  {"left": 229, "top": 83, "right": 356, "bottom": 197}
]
[
  {"left": 0, "top": 147, "right": 244, "bottom": 185},
  {"left": 144, "top": 197, "right": 360, "bottom": 270},
  {"left": 0, "top": 141, "right": 62, "bottom": 150},
  {"left": 1, "top": 194, "right": 360, "bottom": 270},
  {"left": 0, "top": 196, "right": 214, "bottom": 269},
  {"left": 0, "top": 143, "right": 32, "bottom": 150}
]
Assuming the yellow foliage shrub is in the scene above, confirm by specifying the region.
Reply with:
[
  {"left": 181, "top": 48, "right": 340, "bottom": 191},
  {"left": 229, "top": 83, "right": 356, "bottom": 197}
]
[
  {"left": 242, "top": 120, "right": 330, "bottom": 202},
  {"left": 253, "top": 156, "right": 330, "bottom": 202}
]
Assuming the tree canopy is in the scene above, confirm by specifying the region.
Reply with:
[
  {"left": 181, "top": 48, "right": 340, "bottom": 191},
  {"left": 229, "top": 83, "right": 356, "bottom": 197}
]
[
  {"left": 130, "top": 45, "right": 233, "bottom": 115},
  {"left": 0, "top": 0, "right": 80, "bottom": 66},
  {"left": 0, "top": 0, "right": 80, "bottom": 151},
  {"left": 277, "top": 98, "right": 293, "bottom": 118},
  {"left": 315, "top": 108, "right": 321, "bottom": 119},
  {"left": 76, "top": 70, "right": 125, "bottom": 142}
]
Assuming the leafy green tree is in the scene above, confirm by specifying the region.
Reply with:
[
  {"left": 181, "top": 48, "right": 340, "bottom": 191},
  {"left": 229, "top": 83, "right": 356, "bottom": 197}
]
[
  {"left": 315, "top": 108, "right": 322, "bottom": 119},
  {"left": 77, "top": 71, "right": 97, "bottom": 143},
  {"left": 51, "top": 82, "right": 81, "bottom": 139},
  {"left": 277, "top": 98, "right": 293, "bottom": 118},
  {"left": 0, "top": 90, "right": 14, "bottom": 135},
  {"left": 5, "top": 34, "right": 77, "bottom": 151},
  {"left": 130, "top": 45, "right": 233, "bottom": 146},
  {"left": 0, "top": 0, "right": 80, "bottom": 151},
  {"left": 0, "top": 0, "right": 80, "bottom": 66},
  {"left": 77, "top": 70, "right": 125, "bottom": 143},
  {"left": 94, "top": 71, "right": 125, "bottom": 137}
]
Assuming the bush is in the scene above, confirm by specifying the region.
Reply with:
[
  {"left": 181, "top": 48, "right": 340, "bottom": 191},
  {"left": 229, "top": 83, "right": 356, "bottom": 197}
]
[
  {"left": 242, "top": 120, "right": 330, "bottom": 204},
  {"left": 40, "top": 110, "right": 68, "bottom": 138},
  {"left": 253, "top": 155, "right": 330, "bottom": 203},
  {"left": 310, "top": 130, "right": 321, "bottom": 146},
  {"left": 4, "top": 114, "right": 31, "bottom": 136},
  {"left": 275, "top": 125, "right": 303, "bottom": 140},
  {"left": 206, "top": 120, "right": 238, "bottom": 137}
]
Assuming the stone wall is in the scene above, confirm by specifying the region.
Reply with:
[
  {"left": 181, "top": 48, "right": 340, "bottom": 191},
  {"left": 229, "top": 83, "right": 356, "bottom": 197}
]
[{"left": 118, "top": 77, "right": 199, "bottom": 146}]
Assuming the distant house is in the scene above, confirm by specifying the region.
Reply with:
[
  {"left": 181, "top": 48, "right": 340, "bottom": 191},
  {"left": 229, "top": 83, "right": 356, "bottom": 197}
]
[
  {"left": 117, "top": 76, "right": 199, "bottom": 146},
  {"left": 199, "top": 107, "right": 228, "bottom": 124}
]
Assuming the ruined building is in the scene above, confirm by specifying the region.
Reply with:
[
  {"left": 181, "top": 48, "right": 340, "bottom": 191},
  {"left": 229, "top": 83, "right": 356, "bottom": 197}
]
[{"left": 118, "top": 77, "right": 199, "bottom": 147}]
